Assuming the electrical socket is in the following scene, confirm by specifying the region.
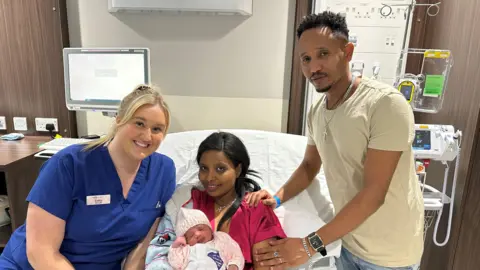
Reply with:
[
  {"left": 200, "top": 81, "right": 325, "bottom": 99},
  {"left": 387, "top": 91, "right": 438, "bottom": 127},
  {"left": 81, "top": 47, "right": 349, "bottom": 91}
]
[
  {"left": 0, "top": 116, "right": 6, "bottom": 130},
  {"left": 35, "top": 118, "right": 58, "bottom": 132},
  {"left": 13, "top": 117, "right": 28, "bottom": 131}
]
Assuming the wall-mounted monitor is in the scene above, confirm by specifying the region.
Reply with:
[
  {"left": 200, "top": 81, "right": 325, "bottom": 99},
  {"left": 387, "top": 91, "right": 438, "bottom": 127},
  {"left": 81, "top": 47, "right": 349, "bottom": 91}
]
[{"left": 63, "top": 48, "right": 150, "bottom": 113}]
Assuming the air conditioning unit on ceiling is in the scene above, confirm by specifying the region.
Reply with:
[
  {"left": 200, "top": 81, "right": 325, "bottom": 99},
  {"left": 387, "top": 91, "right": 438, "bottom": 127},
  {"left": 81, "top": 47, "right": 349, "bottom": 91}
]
[{"left": 108, "top": 0, "right": 253, "bottom": 16}]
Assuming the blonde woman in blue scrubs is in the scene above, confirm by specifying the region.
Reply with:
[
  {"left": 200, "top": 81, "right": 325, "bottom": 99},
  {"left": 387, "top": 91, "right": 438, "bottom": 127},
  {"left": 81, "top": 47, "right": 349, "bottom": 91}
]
[{"left": 0, "top": 85, "right": 176, "bottom": 270}]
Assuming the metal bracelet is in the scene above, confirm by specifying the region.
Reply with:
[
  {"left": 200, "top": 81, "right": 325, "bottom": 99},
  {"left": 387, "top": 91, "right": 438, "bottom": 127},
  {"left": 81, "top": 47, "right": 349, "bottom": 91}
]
[{"left": 302, "top": 238, "right": 312, "bottom": 258}]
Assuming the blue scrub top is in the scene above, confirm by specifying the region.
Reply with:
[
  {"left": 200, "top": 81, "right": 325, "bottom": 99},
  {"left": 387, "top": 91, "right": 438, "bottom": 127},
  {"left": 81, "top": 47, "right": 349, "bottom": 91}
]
[{"left": 0, "top": 144, "right": 176, "bottom": 269}]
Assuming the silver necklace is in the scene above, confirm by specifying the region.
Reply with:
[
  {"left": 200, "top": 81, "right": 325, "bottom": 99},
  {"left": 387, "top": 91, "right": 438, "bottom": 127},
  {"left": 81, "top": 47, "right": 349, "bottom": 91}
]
[
  {"left": 215, "top": 200, "right": 235, "bottom": 213},
  {"left": 322, "top": 75, "right": 356, "bottom": 142}
]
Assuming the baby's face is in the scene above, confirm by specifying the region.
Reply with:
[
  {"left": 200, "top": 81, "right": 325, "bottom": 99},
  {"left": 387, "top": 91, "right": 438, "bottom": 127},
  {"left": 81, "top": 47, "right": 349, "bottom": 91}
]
[{"left": 184, "top": 224, "right": 213, "bottom": 246}]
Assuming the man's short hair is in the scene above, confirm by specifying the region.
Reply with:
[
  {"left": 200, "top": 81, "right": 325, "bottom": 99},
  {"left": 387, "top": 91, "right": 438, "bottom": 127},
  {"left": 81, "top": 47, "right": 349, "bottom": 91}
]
[{"left": 296, "top": 11, "right": 349, "bottom": 41}]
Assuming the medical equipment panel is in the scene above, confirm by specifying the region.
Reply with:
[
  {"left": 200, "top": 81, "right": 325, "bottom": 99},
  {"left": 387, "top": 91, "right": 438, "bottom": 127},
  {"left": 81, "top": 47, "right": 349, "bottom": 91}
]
[
  {"left": 347, "top": 26, "right": 405, "bottom": 54},
  {"left": 413, "top": 129, "right": 431, "bottom": 149},
  {"left": 413, "top": 124, "right": 457, "bottom": 161},
  {"left": 350, "top": 53, "right": 397, "bottom": 84},
  {"left": 413, "top": 124, "right": 462, "bottom": 247},
  {"left": 322, "top": 1, "right": 414, "bottom": 83},
  {"left": 351, "top": 61, "right": 364, "bottom": 77},
  {"left": 394, "top": 49, "right": 453, "bottom": 113},
  {"left": 397, "top": 77, "right": 417, "bottom": 103}
]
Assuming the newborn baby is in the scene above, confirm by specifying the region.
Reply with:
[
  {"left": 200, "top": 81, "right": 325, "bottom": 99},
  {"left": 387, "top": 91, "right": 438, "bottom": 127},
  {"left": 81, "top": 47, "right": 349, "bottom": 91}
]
[{"left": 168, "top": 208, "right": 244, "bottom": 270}]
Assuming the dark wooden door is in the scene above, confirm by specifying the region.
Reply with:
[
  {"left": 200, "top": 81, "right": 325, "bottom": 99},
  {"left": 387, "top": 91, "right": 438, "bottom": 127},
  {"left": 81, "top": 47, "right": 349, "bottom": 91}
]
[{"left": 0, "top": 0, "right": 76, "bottom": 137}]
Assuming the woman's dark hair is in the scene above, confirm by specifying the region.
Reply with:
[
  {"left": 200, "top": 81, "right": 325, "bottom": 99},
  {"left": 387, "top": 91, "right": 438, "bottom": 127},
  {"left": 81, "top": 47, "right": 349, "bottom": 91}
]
[{"left": 196, "top": 131, "right": 261, "bottom": 230}]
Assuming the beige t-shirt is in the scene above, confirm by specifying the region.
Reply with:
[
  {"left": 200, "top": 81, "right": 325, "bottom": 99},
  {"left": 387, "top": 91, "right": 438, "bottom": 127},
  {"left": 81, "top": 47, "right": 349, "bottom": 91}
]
[{"left": 306, "top": 77, "right": 424, "bottom": 267}]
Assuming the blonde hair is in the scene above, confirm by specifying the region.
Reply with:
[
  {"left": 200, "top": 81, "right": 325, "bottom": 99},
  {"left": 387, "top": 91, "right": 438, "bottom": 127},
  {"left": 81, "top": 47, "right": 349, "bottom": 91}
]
[{"left": 83, "top": 84, "right": 171, "bottom": 151}]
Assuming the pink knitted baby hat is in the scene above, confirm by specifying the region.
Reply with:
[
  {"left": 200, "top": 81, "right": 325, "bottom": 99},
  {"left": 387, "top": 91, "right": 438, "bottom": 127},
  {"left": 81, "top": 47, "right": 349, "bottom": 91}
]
[{"left": 175, "top": 208, "right": 212, "bottom": 237}]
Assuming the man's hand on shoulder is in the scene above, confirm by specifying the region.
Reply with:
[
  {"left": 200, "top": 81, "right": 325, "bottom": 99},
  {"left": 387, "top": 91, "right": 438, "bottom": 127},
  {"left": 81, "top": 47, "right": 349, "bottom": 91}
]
[{"left": 245, "top": 190, "right": 277, "bottom": 209}]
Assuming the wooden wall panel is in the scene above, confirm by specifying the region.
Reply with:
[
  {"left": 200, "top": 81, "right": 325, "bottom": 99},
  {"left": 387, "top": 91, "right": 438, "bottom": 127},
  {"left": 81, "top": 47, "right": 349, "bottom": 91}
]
[
  {"left": 287, "top": 0, "right": 312, "bottom": 135},
  {"left": 0, "top": 0, "right": 77, "bottom": 137},
  {"left": 409, "top": 0, "right": 480, "bottom": 269},
  {"left": 453, "top": 110, "right": 480, "bottom": 270}
]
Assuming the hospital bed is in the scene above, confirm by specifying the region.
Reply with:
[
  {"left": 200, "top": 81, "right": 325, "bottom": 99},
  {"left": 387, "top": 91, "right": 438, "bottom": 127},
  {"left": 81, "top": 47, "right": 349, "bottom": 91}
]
[{"left": 157, "top": 129, "right": 342, "bottom": 270}]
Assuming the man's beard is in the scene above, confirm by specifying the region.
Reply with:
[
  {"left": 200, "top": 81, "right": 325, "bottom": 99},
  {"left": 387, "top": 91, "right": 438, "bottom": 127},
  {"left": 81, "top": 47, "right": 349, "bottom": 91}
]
[
  {"left": 315, "top": 84, "right": 333, "bottom": 93},
  {"left": 314, "top": 75, "right": 345, "bottom": 93}
]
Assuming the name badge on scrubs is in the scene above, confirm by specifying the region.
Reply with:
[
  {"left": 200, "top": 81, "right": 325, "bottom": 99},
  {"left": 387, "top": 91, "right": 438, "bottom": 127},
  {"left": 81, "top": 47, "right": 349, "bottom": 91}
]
[{"left": 86, "top": 195, "right": 111, "bottom": 206}]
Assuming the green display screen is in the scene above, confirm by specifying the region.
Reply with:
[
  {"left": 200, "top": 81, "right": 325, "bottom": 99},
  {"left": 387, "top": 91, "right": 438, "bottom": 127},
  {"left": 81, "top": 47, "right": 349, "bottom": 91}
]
[{"left": 424, "top": 75, "right": 445, "bottom": 97}]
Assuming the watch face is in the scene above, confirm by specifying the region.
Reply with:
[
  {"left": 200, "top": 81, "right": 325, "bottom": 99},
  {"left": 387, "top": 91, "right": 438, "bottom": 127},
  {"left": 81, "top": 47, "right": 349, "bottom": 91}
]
[{"left": 310, "top": 235, "right": 323, "bottom": 249}]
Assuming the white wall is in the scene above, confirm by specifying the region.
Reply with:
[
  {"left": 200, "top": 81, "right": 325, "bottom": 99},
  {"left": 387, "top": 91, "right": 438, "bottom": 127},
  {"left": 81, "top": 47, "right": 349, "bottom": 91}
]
[{"left": 66, "top": 0, "right": 296, "bottom": 136}]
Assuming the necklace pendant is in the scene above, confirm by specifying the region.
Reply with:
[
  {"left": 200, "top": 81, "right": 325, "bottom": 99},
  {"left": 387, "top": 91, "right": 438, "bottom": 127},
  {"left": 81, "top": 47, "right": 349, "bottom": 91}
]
[
  {"left": 216, "top": 200, "right": 235, "bottom": 213},
  {"left": 323, "top": 130, "right": 327, "bottom": 141}
]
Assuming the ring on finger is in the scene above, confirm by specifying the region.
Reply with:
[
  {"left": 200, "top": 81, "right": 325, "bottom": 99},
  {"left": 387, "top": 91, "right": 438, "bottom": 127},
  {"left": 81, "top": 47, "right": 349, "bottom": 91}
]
[{"left": 273, "top": 251, "right": 279, "bottom": 258}]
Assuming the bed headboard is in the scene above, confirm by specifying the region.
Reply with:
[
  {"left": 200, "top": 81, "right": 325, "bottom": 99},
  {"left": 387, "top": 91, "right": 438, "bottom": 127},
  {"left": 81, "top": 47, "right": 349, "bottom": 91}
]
[
  {"left": 157, "top": 129, "right": 335, "bottom": 222},
  {"left": 156, "top": 129, "right": 342, "bottom": 263}
]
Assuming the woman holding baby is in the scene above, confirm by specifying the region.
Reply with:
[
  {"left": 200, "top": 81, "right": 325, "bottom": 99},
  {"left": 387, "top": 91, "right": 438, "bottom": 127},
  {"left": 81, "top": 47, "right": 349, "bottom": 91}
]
[{"left": 139, "top": 131, "right": 289, "bottom": 270}]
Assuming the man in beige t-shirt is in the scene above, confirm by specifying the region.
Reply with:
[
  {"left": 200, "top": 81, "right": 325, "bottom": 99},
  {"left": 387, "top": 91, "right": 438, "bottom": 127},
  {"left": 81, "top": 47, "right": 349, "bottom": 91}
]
[{"left": 248, "top": 11, "right": 424, "bottom": 270}]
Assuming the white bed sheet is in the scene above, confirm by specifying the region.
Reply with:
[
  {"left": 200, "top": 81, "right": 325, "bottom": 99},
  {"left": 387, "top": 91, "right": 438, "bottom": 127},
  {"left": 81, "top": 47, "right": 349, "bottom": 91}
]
[{"left": 157, "top": 129, "right": 341, "bottom": 267}]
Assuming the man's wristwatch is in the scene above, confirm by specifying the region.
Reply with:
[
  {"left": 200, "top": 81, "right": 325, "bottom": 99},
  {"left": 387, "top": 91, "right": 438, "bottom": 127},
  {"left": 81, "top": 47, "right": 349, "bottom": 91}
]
[{"left": 307, "top": 232, "right": 327, "bottom": 256}]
